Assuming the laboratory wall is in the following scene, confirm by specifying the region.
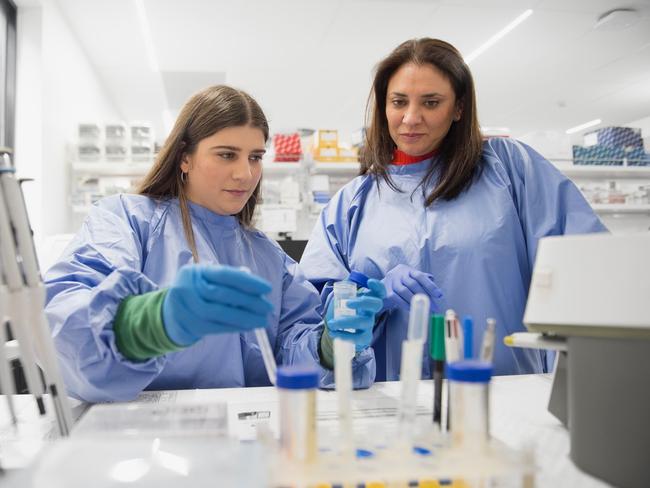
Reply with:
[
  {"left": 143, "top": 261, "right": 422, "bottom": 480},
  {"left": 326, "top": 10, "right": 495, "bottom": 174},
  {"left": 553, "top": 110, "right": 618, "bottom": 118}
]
[{"left": 14, "top": 1, "right": 119, "bottom": 250}]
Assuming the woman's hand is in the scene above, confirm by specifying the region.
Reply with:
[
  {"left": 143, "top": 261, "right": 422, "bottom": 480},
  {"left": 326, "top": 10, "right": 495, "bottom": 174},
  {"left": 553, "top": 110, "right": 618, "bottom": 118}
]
[
  {"left": 162, "top": 264, "right": 273, "bottom": 346},
  {"left": 325, "top": 279, "right": 385, "bottom": 351},
  {"left": 381, "top": 264, "right": 443, "bottom": 313}
]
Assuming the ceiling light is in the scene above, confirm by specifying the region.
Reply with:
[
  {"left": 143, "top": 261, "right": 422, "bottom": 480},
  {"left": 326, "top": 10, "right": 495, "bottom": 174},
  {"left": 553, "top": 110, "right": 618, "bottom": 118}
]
[
  {"left": 566, "top": 119, "right": 602, "bottom": 135},
  {"left": 135, "top": 0, "right": 159, "bottom": 72},
  {"left": 464, "top": 9, "right": 533, "bottom": 64},
  {"left": 594, "top": 8, "right": 640, "bottom": 31}
]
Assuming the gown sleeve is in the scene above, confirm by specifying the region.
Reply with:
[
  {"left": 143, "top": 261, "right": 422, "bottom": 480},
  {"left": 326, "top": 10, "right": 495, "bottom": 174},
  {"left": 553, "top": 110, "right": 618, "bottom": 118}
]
[
  {"left": 488, "top": 138, "right": 608, "bottom": 372},
  {"left": 44, "top": 196, "right": 167, "bottom": 402},
  {"left": 489, "top": 138, "right": 608, "bottom": 270}
]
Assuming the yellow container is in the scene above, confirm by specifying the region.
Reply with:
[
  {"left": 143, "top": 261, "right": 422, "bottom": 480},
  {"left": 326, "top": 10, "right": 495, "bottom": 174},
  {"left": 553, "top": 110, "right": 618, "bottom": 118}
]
[
  {"left": 313, "top": 146, "right": 339, "bottom": 162},
  {"left": 314, "top": 129, "right": 338, "bottom": 149}
]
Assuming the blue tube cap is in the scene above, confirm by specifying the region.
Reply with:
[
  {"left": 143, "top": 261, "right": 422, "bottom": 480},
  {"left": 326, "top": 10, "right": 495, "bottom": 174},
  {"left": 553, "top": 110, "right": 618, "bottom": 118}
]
[
  {"left": 446, "top": 360, "right": 492, "bottom": 383},
  {"left": 348, "top": 270, "right": 369, "bottom": 288},
  {"left": 276, "top": 365, "right": 319, "bottom": 390}
]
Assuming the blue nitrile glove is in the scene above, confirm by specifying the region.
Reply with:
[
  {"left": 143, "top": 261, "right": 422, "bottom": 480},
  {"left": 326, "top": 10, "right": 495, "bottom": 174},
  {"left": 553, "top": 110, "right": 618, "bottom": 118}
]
[
  {"left": 381, "top": 264, "right": 443, "bottom": 313},
  {"left": 162, "top": 264, "right": 273, "bottom": 346},
  {"left": 325, "top": 278, "right": 385, "bottom": 351}
]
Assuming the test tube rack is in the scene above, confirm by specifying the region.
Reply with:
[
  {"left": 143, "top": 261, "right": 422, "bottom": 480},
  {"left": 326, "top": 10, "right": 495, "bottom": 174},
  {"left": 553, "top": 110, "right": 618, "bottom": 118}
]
[{"left": 266, "top": 421, "right": 535, "bottom": 487}]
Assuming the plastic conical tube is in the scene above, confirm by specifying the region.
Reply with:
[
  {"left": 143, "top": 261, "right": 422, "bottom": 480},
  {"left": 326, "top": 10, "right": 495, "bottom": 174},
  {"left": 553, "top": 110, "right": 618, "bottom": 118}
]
[{"left": 407, "top": 294, "right": 430, "bottom": 341}]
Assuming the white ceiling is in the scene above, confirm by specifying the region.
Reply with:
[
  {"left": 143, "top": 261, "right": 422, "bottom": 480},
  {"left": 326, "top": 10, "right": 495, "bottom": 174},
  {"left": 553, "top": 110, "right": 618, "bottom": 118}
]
[{"left": 53, "top": 0, "right": 650, "bottom": 143}]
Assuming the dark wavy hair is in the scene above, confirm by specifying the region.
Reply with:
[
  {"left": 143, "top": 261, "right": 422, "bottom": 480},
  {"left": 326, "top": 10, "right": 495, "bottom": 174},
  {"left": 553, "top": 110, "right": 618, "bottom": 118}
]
[
  {"left": 361, "top": 38, "right": 483, "bottom": 205},
  {"left": 138, "top": 85, "right": 269, "bottom": 262}
]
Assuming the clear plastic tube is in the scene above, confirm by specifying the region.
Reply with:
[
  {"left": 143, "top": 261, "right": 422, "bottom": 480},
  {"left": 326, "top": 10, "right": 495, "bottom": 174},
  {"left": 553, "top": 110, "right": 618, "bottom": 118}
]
[
  {"left": 240, "top": 266, "right": 276, "bottom": 385},
  {"left": 334, "top": 338, "right": 355, "bottom": 457},
  {"left": 398, "top": 293, "right": 430, "bottom": 442},
  {"left": 277, "top": 366, "right": 318, "bottom": 463},
  {"left": 450, "top": 380, "right": 489, "bottom": 451},
  {"left": 255, "top": 329, "right": 276, "bottom": 385},
  {"left": 407, "top": 294, "right": 430, "bottom": 341},
  {"left": 333, "top": 280, "right": 357, "bottom": 319},
  {"left": 447, "top": 360, "right": 492, "bottom": 453}
]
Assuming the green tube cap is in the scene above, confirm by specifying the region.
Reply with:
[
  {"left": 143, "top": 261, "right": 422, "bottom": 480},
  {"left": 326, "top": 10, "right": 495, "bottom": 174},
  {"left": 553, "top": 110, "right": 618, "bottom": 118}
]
[{"left": 429, "top": 314, "right": 445, "bottom": 360}]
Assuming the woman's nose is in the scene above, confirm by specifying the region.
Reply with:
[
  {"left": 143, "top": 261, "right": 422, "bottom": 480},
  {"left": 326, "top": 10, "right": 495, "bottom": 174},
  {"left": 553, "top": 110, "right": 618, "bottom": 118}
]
[
  {"left": 232, "top": 159, "right": 253, "bottom": 181},
  {"left": 402, "top": 106, "right": 423, "bottom": 126}
]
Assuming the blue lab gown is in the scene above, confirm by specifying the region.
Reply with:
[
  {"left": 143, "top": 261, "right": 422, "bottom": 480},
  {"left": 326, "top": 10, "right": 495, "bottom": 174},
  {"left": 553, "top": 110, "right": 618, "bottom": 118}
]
[
  {"left": 44, "top": 195, "right": 374, "bottom": 402},
  {"left": 300, "top": 138, "right": 607, "bottom": 379}
]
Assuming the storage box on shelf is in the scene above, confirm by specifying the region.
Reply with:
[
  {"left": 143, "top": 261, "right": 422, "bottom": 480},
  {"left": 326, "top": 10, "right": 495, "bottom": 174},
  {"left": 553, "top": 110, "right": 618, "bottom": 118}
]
[
  {"left": 258, "top": 146, "right": 360, "bottom": 240},
  {"left": 77, "top": 123, "right": 102, "bottom": 161},
  {"left": 553, "top": 155, "right": 650, "bottom": 232},
  {"left": 130, "top": 122, "right": 154, "bottom": 162},
  {"left": 69, "top": 137, "right": 154, "bottom": 225},
  {"left": 573, "top": 126, "right": 649, "bottom": 167},
  {"left": 105, "top": 123, "right": 128, "bottom": 160}
]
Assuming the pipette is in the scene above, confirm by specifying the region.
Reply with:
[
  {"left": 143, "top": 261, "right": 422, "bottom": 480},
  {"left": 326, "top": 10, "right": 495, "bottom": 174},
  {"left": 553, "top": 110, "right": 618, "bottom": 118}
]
[
  {"left": 333, "top": 337, "right": 355, "bottom": 458},
  {"left": 398, "top": 293, "right": 430, "bottom": 442},
  {"left": 239, "top": 266, "right": 276, "bottom": 385},
  {"left": 0, "top": 181, "right": 47, "bottom": 417},
  {"left": 0, "top": 320, "right": 17, "bottom": 426},
  {"left": 0, "top": 152, "right": 74, "bottom": 434}
]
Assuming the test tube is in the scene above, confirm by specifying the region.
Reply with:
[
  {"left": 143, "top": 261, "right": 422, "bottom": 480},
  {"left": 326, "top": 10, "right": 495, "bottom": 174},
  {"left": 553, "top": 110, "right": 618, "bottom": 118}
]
[
  {"left": 398, "top": 293, "right": 430, "bottom": 442},
  {"left": 334, "top": 337, "right": 355, "bottom": 458},
  {"left": 239, "top": 266, "right": 276, "bottom": 385},
  {"left": 255, "top": 328, "right": 277, "bottom": 385},
  {"left": 407, "top": 294, "right": 429, "bottom": 341},
  {"left": 277, "top": 365, "right": 319, "bottom": 463},
  {"left": 447, "top": 360, "right": 492, "bottom": 452},
  {"left": 333, "top": 280, "right": 357, "bottom": 319}
]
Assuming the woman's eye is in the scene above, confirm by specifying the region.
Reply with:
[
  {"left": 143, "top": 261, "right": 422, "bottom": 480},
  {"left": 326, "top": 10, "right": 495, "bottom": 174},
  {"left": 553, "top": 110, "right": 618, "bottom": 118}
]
[
  {"left": 249, "top": 155, "right": 263, "bottom": 163},
  {"left": 425, "top": 100, "right": 440, "bottom": 108},
  {"left": 217, "top": 152, "right": 235, "bottom": 160},
  {"left": 391, "top": 99, "right": 406, "bottom": 107}
]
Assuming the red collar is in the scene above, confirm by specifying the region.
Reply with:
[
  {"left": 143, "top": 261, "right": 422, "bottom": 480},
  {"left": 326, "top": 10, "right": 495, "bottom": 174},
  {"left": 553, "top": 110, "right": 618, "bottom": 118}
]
[{"left": 391, "top": 148, "right": 439, "bottom": 165}]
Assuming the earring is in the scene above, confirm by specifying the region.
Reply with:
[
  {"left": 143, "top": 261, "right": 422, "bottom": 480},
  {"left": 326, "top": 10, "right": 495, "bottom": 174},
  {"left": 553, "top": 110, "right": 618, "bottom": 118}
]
[{"left": 180, "top": 171, "right": 187, "bottom": 184}]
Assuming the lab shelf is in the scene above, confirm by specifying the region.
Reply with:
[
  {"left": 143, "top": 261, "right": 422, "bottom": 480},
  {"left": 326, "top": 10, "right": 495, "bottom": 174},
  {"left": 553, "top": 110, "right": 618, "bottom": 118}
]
[
  {"left": 262, "top": 161, "right": 303, "bottom": 173},
  {"left": 311, "top": 161, "right": 360, "bottom": 173},
  {"left": 559, "top": 165, "right": 650, "bottom": 179},
  {"left": 71, "top": 161, "right": 153, "bottom": 176},
  {"left": 591, "top": 203, "right": 650, "bottom": 214}
]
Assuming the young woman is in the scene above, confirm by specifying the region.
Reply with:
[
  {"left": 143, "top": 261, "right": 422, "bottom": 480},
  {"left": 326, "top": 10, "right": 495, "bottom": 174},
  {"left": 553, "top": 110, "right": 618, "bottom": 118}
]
[
  {"left": 300, "top": 39, "right": 606, "bottom": 380},
  {"left": 45, "top": 85, "right": 383, "bottom": 402}
]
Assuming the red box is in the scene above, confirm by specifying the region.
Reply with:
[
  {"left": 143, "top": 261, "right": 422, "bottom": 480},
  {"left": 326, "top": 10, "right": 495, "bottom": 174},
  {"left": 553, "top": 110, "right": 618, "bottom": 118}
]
[{"left": 273, "top": 133, "right": 302, "bottom": 162}]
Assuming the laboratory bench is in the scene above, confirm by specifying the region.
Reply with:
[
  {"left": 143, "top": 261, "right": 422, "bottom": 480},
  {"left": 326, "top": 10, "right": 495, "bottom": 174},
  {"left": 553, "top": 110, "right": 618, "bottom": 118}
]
[{"left": 0, "top": 374, "right": 610, "bottom": 487}]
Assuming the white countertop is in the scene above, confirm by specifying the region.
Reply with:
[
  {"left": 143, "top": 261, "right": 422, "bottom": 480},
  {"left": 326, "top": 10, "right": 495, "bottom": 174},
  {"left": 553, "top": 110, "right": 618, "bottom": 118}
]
[{"left": 0, "top": 374, "right": 610, "bottom": 487}]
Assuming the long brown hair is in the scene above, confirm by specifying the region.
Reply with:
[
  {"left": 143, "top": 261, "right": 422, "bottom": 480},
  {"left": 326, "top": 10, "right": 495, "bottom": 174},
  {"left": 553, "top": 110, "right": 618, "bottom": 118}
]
[
  {"left": 361, "top": 38, "right": 483, "bottom": 205},
  {"left": 138, "top": 85, "right": 269, "bottom": 262}
]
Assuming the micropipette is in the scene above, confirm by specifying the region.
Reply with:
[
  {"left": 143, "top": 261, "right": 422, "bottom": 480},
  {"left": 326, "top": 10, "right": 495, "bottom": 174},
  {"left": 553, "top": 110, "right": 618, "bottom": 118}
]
[{"left": 0, "top": 319, "right": 17, "bottom": 426}]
